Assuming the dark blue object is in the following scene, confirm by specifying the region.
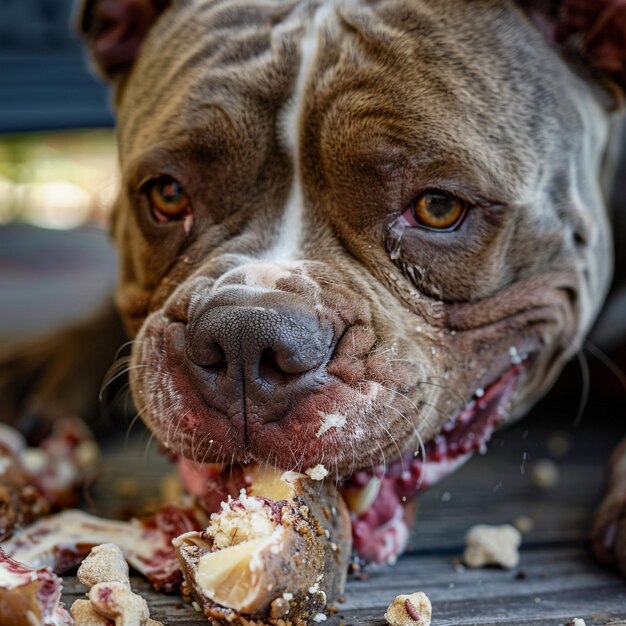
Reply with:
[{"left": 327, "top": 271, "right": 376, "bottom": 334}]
[{"left": 0, "top": 0, "right": 114, "bottom": 133}]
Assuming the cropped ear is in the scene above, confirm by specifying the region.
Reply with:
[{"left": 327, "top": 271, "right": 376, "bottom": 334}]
[
  {"left": 76, "top": 0, "right": 171, "bottom": 81},
  {"left": 521, "top": 0, "right": 626, "bottom": 110}
]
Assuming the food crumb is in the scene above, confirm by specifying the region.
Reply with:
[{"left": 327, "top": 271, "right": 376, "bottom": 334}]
[
  {"left": 547, "top": 431, "right": 571, "bottom": 457},
  {"left": 513, "top": 515, "right": 535, "bottom": 534},
  {"left": 567, "top": 619, "right": 586, "bottom": 626},
  {"left": 313, "top": 613, "right": 327, "bottom": 622},
  {"left": 306, "top": 464, "right": 329, "bottom": 481},
  {"left": 530, "top": 459, "right": 560, "bottom": 489},
  {"left": 463, "top": 524, "right": 521, "bottom": 569},
  {"left": 385, "top": 592, "right": 431, "bottom": 626}
]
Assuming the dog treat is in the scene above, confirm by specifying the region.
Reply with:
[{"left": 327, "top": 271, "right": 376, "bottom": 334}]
[
  {"left": 0, "top": 547, "right": 73, "bottom": 626},
  {"left": 2, "top": 506, "right": 204, "bottom": 591},
  {"left": 73, "top": 543, "right": 163, "bottom": 626},
  {"left": 384, "top": 592, "right": 432, "bottom": 626},
  {"left": 530, "top": 459, "right": 560, "bottom": 489},
  {"left": 463, "top": 524, "right": 521, "bottom": 569},
  {"left": 77, "top": 543, "right": 130, "bottom": 587},
  {"left": 173, "top": 465, "right": 351, "bottom": 625}
]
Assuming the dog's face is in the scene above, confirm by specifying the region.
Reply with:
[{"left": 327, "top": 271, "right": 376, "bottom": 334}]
[{"left": 81, "top": 0, "right": 620, "bottom": 476}]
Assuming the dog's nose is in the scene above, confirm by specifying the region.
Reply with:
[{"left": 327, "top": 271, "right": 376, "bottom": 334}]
[{"left": 186, "top": 296, "right": 334, "bottom": 417}]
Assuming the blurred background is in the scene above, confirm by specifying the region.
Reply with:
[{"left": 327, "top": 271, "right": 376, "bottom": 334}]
[{"left": 0, "top": 0, "right": 118, "bottom": 338}]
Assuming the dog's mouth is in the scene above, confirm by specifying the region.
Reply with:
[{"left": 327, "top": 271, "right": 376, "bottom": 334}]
[
  {"left": 346, "top": 360, "right": 527, "bottom": 498},
  {"left": 341, "top": 359, "right": 528, "bottom": 565}
]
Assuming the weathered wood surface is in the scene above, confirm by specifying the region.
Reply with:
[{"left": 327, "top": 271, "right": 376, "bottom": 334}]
[{"left": 58, "top": 413, "right": 626, "bottom": 626}]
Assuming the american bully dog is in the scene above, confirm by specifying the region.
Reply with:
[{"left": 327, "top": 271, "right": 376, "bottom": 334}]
[{"left": 1, "top": 0, "right": 625, "bottom": 570}]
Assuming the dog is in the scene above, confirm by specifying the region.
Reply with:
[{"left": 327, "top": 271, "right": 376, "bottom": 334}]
[{"left": 1, "top": 0, "right": 626, "bottom": 571}]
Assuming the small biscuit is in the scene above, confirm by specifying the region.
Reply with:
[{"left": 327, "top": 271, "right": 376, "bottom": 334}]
[
  {"left": 385, "top": 592, "right": 432, "bottom": 626},
  {"left": 89, "top": 581, "right": 150, "bottom": 626},
  {"left": 463, "top": 524, "right": 521, "bottom": 569},
  {"left": 78, "top": 544, "right": 130, "bottom": 587},
  {"left": 70, "top": 599, "right": 111, "bottom": 625}
]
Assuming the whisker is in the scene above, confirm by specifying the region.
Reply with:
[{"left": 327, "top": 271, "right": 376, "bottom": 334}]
[
  {"left": 573, "top": 349, "right": 591, "bottom": 426},
  {"left": 585, "top": 340, "right": 626, "bottom": 391}
]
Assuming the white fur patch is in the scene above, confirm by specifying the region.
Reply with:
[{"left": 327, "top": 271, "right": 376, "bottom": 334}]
[
  {"left": 269, "top": 1, "right": 334, "bottom": 262},
  {"left": 316, "top": 411, "right": 347, "bottom": 437},
  {"left": 242, "top": 262, "right": 293, "bottom": 289}
]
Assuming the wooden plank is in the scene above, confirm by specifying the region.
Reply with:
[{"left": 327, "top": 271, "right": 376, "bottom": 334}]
[{"left": 61, "top": 546, "right": 626, "bottom": 625}]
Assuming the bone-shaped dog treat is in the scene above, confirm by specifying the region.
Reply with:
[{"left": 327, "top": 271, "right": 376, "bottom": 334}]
[
  {"left": 0, "top": 547, "right": 73, "bottom": 626},
  {"left": 173, "top": 465, "right": 351, "bottom": 626},
  {"left": 1, "top": 506, "right": 204, "bottom": 591},
  {"left": 72, "top": 543, "right": 163, "bottom": 626}
]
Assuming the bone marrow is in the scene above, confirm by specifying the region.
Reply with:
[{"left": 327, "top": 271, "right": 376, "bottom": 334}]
[{"left": 173, "top": 465, "right": 351, "bottom": 625}]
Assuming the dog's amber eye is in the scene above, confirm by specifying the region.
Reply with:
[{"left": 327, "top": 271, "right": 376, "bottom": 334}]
[
  {"left": 148, "top": 176, "right": 190, "bottom": 221},
  {"left": 408, "top": 191, "right": 467, "bottom": 231}
]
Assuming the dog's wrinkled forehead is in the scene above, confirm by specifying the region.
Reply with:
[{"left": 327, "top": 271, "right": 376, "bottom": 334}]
[{"left": 119, "top": 0, "right": 601, "bottom": 191}]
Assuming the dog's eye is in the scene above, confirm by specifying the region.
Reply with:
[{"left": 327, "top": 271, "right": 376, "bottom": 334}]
[
  {"left": 147, "top": 176, "right": 190, "bottom": 222},
  {"left": 404, "top": 191, "right": 468, "bottom": 231}
]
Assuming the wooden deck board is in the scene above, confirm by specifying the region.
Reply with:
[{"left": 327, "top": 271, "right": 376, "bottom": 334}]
[{"left": 60, "top": 546, "right": 626, "bottom": 625}]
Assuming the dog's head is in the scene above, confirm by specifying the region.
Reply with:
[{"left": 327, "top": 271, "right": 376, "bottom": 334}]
[{"left": 80, "top": 0, "right": 624, "bottom": 476}]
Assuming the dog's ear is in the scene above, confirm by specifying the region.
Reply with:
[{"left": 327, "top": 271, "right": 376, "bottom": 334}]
[
  {"left": 76, "top": 0, "right": 171, "bottom": 81},
  {"left": 521, "top": 0, "right": 626, "bottom": 111}
]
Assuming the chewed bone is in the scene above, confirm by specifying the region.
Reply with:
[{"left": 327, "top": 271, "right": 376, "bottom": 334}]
[
  {"left": 1, "top": 507, "right": 203, "bottom": 591},
  {"left": 0, "top": 547, "right": 73, "bottom": 626}
]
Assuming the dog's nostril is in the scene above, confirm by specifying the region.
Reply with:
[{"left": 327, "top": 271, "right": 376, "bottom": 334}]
[
  {"left": 259, "top": 349, "right": 301, "bottom": 383},
  {"left": 188, "top": 341, "right": 227, "bottom": 371}
]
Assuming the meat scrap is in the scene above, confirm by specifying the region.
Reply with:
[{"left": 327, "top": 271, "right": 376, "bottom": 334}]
[
  {"left": 463, "top": 524, "right": 522, "bottom": 569},
  {"left": 385, "top": 592, "right": 432, "bottom": 626},
  {"left": 71, "top": 544, "right": 163, "bottom": 626},
  {"left": 0, "top": 547, "right": 72, "bottom": 626},
  {"left": 173, "top": 465, "right": 352, "bottom": 626},
  {"left": 0, "top": 419, "right": 100, "bottom": 542},
  {"left": 1, "top": 506, "right": 204, "bottom": 592}
]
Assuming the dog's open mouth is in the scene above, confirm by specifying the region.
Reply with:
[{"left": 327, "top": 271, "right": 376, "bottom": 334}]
[
  {"left": 345, "top": 361, "right": 526, "bottom": 498},
  {"left": 342, "top": 360, "right": 527, "bottom": 565}
]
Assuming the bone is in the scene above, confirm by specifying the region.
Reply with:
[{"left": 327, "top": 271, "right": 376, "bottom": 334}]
[
  {"left": 1, "top": 507, "right": 204, "bottom": 591},
  {"left": 173, "top": 464, "right": 351, "bottom": 626},
  {"left": 0, "top": 547, "right": 73, "bottom": 626}
]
